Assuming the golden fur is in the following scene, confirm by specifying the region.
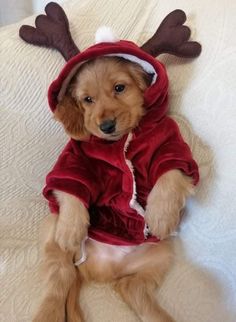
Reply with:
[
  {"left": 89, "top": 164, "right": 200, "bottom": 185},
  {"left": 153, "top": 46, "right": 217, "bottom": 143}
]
[
  {"left": 54, "top": 57, "right": 150, "bottom": 141},
  {"left": 33, "top": 57, "right": 194, "bottom": 322}
]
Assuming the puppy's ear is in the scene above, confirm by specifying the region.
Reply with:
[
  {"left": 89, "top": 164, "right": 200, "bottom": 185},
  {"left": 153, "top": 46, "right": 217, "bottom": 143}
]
[
  {"left": 127, "top": 63, "right": 152, "bottom": 92},
  {"left": 54, "top": 95, "right": 89, "bottom": 140}
]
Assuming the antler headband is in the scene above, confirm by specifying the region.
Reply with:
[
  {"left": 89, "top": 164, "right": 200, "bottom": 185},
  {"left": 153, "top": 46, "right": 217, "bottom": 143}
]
[{"left": 19, "top": 2, "right": 201, "bottom": 61}]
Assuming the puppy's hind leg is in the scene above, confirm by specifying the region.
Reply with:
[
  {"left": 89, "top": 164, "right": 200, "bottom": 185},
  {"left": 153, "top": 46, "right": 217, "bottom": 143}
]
[
  {"left": 32, "top": 216, "right": 80, "bottom": 322},
  {"left": 114, "top": 241, "right": 175, "bottom": 322},
  {"left": 114, "top": 275, "right": 174, "bottom": 322},
  {"left": 66, "top": 270, "right": 85, "bottom": 322}
]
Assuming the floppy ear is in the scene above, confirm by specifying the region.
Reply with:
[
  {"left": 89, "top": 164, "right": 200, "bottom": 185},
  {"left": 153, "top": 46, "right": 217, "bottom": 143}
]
[
  {"left": 126, "top": 63, "right": 152, "bottom": 92},
  {"left": 54, "top": 95, "right": 89, "bottom": 140}
]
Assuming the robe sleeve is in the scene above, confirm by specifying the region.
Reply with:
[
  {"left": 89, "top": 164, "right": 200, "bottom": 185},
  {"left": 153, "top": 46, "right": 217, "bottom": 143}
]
[
  {"left": 149, "top": 118, "right": 199, "bottom": 187},
  {"left": 43, "top": 142, "right": 98, "bottom": 214}
]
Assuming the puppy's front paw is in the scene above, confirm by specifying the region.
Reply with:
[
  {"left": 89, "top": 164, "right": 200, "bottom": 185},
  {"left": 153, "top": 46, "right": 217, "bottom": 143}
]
[
  {"left": 145, "top": 170, "right": 193, "bottom": 240},
  {"left": 145, "top": 203, "right": 182, "bottom": 240},
  {"left": 55, "top": 220, "right": 82, "bottom": 252}
]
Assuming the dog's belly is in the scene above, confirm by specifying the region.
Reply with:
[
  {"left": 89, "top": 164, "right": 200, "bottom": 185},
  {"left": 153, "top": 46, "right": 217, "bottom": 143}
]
[
  {"left": 74, "top": 238, "right": 137, "bottom": 281},
  {"left": 87, "top": 238, "right": 138, "bottom": 262},
  {"left": 76, "top": 238, "right": 163, "bottom": 282}
]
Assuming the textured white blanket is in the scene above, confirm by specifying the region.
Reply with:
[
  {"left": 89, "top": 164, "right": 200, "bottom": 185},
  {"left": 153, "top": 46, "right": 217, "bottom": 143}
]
[{"left": 0, "top": 0, "right": 236, "bottom": 321}]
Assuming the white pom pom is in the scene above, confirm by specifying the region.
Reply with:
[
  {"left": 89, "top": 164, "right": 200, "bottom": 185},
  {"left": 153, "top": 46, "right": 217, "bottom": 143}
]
[{"left": 95, "top": 26, "right": 119, "bottom": 44}]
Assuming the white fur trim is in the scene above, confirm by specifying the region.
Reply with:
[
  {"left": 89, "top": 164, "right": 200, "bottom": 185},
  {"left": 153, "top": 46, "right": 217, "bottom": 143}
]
[
  {"left": 95, "top": 26, "right": 119, "bottom": 44},
  {"left": 74, "top": 236, "right": 88, "bottom": 266},
  {"left": 124, "top": 133, "right": 149, "bottom": 238},
  {"left": 106, "top": 53, "right": 157, "bottom": 84},
  {"left": 143, "top": 225, "right": 150, "bottom": 237}
]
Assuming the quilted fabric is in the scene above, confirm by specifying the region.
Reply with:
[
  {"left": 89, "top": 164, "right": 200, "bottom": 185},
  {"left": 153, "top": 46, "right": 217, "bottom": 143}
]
[{"left": 0, "top": 0, "right": 236, "bottom": 321}]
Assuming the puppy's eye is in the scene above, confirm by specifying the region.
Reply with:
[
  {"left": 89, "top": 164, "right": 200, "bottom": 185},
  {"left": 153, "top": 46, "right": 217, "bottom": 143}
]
[
  {"left": 114, "top": 84, "right": 125, "bottom": 93},
  {"left": 84, "top": 96, "right": 93, "bottom": 104}
]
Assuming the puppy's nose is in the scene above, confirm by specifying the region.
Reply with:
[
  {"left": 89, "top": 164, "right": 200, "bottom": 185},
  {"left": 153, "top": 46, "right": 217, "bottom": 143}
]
[{"left": 99, "top": 119, "right": 116, "bottom": 134}]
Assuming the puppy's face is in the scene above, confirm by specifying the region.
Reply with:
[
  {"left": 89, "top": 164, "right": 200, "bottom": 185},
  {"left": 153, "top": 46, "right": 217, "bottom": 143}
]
[{"left": 55, "top": 57, "right": 150, "bottom": 141}]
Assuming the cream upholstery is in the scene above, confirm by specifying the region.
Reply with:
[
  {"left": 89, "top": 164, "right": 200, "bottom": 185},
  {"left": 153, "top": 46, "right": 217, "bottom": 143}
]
[{"left": 0, "top": 0, "right": 236, "bottom": 321}]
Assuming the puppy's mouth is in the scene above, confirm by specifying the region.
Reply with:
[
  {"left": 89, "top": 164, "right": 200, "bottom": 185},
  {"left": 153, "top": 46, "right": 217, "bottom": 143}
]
[
  {"left": 95, "top": 116, "right": 140, "bottom": 141},
  {"left": 102, "top": 127, "right": 134, "bottom": 141},
  {"left": 101, "top": 132, "right": 123, "bottom": 141},
  {"left": 109, "top": 133, "right": 123, "bottom": 140}
]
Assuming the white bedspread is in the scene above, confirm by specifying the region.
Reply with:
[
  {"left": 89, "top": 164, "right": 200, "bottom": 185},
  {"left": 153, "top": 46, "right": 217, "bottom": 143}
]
[{"left": 0, "top": 0, "right": 236, "bottom": 321}]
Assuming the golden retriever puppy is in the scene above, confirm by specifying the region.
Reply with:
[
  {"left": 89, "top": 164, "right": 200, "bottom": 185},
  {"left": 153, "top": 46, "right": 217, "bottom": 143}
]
[{"left": 33, "top": 57, "right": 195, "bottom": 322}]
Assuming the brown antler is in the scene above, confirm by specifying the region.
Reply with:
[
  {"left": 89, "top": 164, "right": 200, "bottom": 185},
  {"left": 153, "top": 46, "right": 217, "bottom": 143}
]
[
  {"left": 19, "top": 2, "right": 79, "bottom": 61},
  {"left": 141, "top": 9, "right": 201, "bottom": 58}
]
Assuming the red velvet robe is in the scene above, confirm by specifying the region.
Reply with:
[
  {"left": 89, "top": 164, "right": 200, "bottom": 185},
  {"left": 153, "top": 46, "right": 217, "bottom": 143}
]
[{"left": 43, "top": 40, "right": 199, "bottom": 245}]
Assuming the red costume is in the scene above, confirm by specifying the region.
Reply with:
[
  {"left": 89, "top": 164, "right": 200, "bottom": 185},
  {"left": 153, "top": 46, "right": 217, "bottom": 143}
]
[{"left": 43, "top": 40, "right": 199, "bottom": 246}]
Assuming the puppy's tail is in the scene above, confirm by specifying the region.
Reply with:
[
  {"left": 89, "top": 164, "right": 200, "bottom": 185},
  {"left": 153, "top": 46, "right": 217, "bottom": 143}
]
[{"left": 66, "top": 269, "right": 84, "bottom": 322}]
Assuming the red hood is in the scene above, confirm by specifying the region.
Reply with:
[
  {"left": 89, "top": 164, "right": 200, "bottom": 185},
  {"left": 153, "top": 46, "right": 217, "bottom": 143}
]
[{"left": 48, "top": 40, "right": 169, "bottom": 122}]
